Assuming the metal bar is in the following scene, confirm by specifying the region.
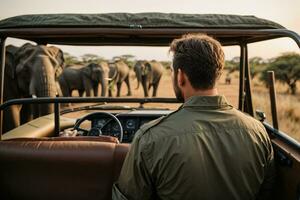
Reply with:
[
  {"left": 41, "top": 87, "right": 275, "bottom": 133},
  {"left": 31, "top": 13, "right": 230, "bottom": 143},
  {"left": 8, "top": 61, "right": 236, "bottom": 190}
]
[
  {"left": 54, "top": 102, "right": 60, "bottom": 136},
  {"left": 268, "top": 71, "right": 279, "bottom": 130},
  {"left": 0, "top": 28, "right": 298, "bottom": 47},
  {"left": 238, "top": 44, "right": 246, "bottom": 111},
  {"left": 0, "top": 37, "right": 6, "bottom": 139},
  {"left": 0, "top": 97, "right": 179, "bottom": 111},
  {"left": 244, "top": 44, "right": 254, "bottom": 116},
  {"left": 264, "top": 123, "right": 299, "bottom": 151},
  {"left": 0, "top": 28, "right": 292, "bottom": 37}
]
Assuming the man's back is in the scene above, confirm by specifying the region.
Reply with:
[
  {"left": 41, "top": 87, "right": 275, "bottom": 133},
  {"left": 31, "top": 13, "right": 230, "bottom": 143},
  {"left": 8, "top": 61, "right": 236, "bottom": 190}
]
[{"left": 113, "top": 96, "right": 274, "bottom": 200}]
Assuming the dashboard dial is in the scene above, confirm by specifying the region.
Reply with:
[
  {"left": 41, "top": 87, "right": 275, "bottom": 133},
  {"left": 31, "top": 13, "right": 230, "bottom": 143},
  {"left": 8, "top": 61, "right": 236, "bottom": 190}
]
[
  {"left": 126, "top": 119, "right": 136, "bottom": 129},
  {"left": 88, "top": 128, "right": 102, "bottom": 136},
  {"left": 95, "top": 119, "right": 107, "bottom": 129},
  {"left": 112, "top": 122, "right": 120, "bottom": 131}
]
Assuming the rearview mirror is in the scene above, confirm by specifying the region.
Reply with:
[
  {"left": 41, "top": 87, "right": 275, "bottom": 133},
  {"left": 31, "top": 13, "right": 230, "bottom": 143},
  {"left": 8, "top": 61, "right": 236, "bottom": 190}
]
[{"left": 255, "top": 110, "right": 266, "bottom": 122}]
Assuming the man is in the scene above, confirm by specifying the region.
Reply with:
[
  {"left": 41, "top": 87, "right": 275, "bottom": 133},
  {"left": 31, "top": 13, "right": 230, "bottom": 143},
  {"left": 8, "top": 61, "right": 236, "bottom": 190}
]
[{"left": 112, "top": 34, "right": 275, "bottom": 200}]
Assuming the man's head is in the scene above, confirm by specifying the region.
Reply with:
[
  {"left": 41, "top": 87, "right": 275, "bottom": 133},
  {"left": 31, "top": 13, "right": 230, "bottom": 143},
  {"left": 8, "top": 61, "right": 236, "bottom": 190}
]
[{"left": 169, "top": 34, "right": 225, "bottom": 101}]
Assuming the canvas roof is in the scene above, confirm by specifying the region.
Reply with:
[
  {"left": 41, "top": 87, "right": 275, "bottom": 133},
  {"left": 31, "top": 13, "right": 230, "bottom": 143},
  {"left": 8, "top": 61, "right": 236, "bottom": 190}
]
[
  {"left": 0, "top": 13, "right": 289, "bottom": 46},
  {"left": 0, "top": 13, "right": 285, "bottom": 29}
]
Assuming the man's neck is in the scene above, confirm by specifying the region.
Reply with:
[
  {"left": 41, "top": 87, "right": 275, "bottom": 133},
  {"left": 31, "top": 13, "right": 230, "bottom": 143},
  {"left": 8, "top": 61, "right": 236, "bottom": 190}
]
[{"left": 184, "top": 88, "right": 219, "bottom": 101}]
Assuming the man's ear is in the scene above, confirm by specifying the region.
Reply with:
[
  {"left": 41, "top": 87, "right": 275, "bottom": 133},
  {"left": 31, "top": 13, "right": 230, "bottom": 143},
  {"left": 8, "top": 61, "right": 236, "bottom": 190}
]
[{"left": 177, "top": 68, "right": 185, "bottom": 87}]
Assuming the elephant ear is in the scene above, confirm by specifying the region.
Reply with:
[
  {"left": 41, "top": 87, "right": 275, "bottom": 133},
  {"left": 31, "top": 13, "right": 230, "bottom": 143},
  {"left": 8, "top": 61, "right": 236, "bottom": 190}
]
[
  {"left": 108, "top": 64, "right": 118, "bottom": 80},
  {"left": 5, "top": 45, "right": 18, "bottom": 79},
  {"left": 47, "top": 46, "right": 65, "bottom": 67},
  {"left": 143, "top": 62, "right": 152, "bottom": 75},
  {"left": 82, "top": 64, "right": 92, "bottom": 78},
  {"left": 46, "top": 46, "right": 65, "bottom": 78},
  {"left": 15, "top": 43, "right": 36, "bottom": 74}
]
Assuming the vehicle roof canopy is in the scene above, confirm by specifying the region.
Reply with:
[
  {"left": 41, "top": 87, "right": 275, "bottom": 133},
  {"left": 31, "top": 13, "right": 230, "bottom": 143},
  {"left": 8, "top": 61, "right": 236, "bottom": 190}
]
[
  {"left": 0, "top": 13, "right": 291, "bottom": 46},
  {"left": 0, "top": 13, "right": 285, "bottom": 29}
]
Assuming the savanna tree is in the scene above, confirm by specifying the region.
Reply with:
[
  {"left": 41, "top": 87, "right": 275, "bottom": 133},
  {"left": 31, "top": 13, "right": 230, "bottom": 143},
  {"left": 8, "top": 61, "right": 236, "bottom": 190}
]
[
  {"left": 249, "top": 57, "right": 267, "bottom": 79},
  {"left": 64, "top": 52, "right": 80, "bottom": 66},
  {"left": 118, "top": 54, "right": 136, "bottom": 69},
  {"left": 260, "top": 52, "right": 300, "bottom": 95},
  {"left": 224, "top": 56, "right": 240, "bottom": 73},
  {"left": 81, "top": 53, "right": 105, "bottom": 64}
]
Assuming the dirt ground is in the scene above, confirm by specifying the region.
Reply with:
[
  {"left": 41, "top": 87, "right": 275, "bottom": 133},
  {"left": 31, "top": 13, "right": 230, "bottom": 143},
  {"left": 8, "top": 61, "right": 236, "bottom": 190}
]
[
  {"left": 63, "top": 68, "right": 300, "bottom": 142},
  {"left": 69, "top": 70, "right": 239, "bottom": 111},
  {"left": 112, "top": 70, "right": 238, "bottom": 106}
]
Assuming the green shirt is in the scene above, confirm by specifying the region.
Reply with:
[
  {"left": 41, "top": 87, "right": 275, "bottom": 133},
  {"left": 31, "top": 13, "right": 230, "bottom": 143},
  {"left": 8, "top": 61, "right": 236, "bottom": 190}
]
[{"left": 112, "top": 95, "right": 274, "bottom": 200}]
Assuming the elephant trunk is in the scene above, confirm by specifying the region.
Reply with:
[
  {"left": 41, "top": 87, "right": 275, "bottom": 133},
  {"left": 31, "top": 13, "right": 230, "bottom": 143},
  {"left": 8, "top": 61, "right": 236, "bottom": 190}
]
[
  {"left": 135, "top": 68, "right": 141, "bottom": 90},
  {"left": 31, "top": 56, "right": 57, "bottom": 116},
  {"left": 101, "top": 75, "right": 107, "bottom": 97}
]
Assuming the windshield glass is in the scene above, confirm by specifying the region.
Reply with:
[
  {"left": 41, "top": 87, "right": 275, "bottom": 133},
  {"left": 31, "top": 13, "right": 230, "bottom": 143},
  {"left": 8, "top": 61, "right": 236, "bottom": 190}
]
[{"left": 4, "top": 38, "right": 240, "bottom": 112}]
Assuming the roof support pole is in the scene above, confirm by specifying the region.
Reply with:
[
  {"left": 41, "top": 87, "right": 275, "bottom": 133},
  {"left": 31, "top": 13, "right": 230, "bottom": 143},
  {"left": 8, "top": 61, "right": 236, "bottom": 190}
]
[
  {"left": 238, "top": 44, "right": 246, "bottom": 111},
  {"left": 0, "top": 37, "right": 6, "bottom": 139},
  {"left": 244, "top": 44, "right": 254, "bottom": 116}
]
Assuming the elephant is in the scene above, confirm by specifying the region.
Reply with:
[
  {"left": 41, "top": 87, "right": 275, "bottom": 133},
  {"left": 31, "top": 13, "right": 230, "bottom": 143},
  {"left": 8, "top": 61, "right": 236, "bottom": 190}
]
[
  {"left": 108, "top": 60, "right": 132, "bottom": 97},
  {"left": 2, "top": 43, "right": 65, "bottom": 133},
  {"left": 134, "top": 60, "right": 164, "bottom": 97},
  {"left": 58, "top": 62, "right": 108, "bottom": 97}
]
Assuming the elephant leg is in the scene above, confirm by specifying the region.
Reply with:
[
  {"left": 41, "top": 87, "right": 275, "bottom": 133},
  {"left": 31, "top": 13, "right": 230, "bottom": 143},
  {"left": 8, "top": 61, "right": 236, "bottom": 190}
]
[
  {"left": 20, "top": 104, "right": 33, "bottom": 124},
  {"left": 83, "top": 78, "right": 94, "bottom": 97},
  {"left": 31, "top": 103, "right": 52, "bottom": 119},
  {"left": 116, "top": 82, "right": 122, "bottom": 97},
  {"left": 125, "top": 76, "right": 132, "bottom": 96},
  {"left": 2, "top": 105, "right": 21, "bottom": 133},
  {"left": 108, "top": 81, "right": 113, "bottom": 97},
  {"left": 59, "top": 78, "right": 71, "bottom": 97},
  {"left": 93, "top": 83, "right": 99, "bottom": 97},
  {"left": 78, "top": 90, "right": 84, "bottom": 97},
  {"left": 33, "top": 104, "right": 40, "bottom": 119},
  {"left": 152, "top": 77, "right": 162, "bottom": 97}
]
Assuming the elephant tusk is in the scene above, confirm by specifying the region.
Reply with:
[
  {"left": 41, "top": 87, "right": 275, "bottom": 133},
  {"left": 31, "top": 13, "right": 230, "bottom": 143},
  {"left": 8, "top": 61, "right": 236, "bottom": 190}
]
[
  {"left": 105, "top": 78, "right": 112, "bottom": 81},
  {"left": 32, "top": 95, "right": 37, "bottom": 98}
]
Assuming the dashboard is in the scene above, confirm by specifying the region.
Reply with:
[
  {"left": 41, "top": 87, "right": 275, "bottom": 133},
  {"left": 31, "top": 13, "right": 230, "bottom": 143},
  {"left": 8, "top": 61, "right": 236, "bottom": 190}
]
[{"left": 89, "top": 110, "right": 172, "bottom": 143}]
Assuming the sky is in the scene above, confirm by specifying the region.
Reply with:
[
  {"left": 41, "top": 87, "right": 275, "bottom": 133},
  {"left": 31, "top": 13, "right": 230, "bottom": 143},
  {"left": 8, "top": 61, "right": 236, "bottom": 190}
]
[{"left": 1, "top": 0, "right": 299, "bottom": 61}]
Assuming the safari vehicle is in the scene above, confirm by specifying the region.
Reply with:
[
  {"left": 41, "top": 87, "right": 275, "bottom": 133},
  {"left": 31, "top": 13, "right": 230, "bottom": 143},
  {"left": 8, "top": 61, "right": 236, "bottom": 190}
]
[{"left": 0, "top": 13, "right": 299, "bottom": 200}]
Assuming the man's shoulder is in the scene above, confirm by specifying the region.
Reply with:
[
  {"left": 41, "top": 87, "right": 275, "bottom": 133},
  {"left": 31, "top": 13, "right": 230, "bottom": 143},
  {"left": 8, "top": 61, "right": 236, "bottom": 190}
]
[
  {"left": 134, "top": 109, "right": 183, "bottom": 141},
  {"left": 139, "top": 116, "right": 166, "bottom": 134},
  {"left": 233, "top": 108, "right": 266, "bottom": 130},
  {"left": 231, "top": 108, "right": 271, "bottom": 145}
]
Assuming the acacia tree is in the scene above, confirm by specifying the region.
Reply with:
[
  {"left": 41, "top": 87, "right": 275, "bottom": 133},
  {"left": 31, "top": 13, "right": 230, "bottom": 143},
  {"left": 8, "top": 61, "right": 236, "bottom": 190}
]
[
  {"left": 249, "top": 57, "right": 267, "bottom": 79},
  {"left": 224, "top": 56, "right": 240, "bottom": 73},
  {"left": 118, "top": 54, "right": 136, "bottom": 69},
  {"left": 81, "top": 53, "right": 105, "bottom": 64},
  {"left": 260, "top": 52, "right": 300, "bottom": 95},
  {"left": 63, "top": 52, "right": 80, "bottom": 66}
]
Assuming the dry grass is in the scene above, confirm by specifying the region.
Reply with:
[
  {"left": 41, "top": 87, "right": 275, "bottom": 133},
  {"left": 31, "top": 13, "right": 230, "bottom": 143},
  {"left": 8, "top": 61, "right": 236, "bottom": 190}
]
[
  {"left": 70, "top": 69, "right": 300, "bottom": 142},
  {"left": 251, "top": 76, "right": 300, "bottom": 142}
]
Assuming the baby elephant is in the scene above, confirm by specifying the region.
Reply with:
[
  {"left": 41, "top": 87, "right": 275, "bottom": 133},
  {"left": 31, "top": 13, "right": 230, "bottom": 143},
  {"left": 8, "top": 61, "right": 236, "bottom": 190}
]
[{"left": 58, "top": 63, "right": 108, "bottom": 97}]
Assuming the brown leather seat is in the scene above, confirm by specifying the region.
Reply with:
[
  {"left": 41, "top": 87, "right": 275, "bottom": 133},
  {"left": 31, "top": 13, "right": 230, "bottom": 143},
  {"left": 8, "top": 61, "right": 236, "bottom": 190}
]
[{"left": 0, "top": 136, "right": 130, "bottom": 200}]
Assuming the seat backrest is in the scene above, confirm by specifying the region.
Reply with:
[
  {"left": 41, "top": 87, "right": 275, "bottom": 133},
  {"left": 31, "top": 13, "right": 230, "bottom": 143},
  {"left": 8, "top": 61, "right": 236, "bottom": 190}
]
[{"left": 0, "top": 136, "right": 129, "bottom": 200}]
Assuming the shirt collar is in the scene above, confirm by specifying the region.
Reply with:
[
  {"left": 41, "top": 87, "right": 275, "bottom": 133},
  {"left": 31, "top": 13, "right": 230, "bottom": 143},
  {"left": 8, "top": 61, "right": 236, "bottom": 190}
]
[{"left": 182, "top": 95, "right": 232, "bottom": 110}]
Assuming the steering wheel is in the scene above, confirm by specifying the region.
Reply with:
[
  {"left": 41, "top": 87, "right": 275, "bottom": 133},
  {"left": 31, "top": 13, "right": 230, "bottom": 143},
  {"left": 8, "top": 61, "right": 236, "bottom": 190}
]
[{"left": 73, "top": 112, "right": 123, "bottom": 142}]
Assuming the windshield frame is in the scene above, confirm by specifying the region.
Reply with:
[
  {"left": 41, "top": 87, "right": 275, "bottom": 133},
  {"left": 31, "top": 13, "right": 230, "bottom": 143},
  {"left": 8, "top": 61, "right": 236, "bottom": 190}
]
[{"left": 1, "top": 17, "right": 300, "bottom": 143}]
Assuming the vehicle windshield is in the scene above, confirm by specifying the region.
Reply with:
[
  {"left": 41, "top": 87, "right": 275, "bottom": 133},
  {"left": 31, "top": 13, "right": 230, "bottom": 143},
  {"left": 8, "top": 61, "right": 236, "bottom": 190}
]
[
  {"left": 6, "top": 38, "right": 240, "bottom": 110},
  {"left": 3, "top": 35, "right": 299, "bottom": 144}
]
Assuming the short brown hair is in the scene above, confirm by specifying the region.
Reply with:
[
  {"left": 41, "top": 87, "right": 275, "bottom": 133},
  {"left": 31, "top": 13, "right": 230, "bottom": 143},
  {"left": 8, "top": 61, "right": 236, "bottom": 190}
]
[{"left": 169, "top": 34, "right": 225, "bottom": 89}]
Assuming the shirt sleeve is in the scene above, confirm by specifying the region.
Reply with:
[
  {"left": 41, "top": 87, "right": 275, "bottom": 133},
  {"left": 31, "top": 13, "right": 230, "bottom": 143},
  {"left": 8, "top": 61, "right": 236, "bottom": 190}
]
[
  {"left": 112, "top": 130, "right": 154, "bottom": 200},
  {"left": 256, "top": 145, "right": 277, "bottom": 200},
  {"left": 256, "top": 132, "right": 276, "bottom": 200}
]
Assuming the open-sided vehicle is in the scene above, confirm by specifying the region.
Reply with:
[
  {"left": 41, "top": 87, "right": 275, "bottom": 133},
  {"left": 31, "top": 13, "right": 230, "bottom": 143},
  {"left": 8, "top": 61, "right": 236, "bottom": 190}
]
[{"left": 0, "top": 13, "right": 299, "bottom": 200}]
